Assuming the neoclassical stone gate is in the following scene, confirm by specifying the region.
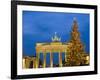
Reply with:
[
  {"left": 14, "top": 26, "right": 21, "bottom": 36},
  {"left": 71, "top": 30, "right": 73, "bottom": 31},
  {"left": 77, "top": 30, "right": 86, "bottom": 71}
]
[{"left": 35, "top": 42, "right": 69, "bottom": 68}]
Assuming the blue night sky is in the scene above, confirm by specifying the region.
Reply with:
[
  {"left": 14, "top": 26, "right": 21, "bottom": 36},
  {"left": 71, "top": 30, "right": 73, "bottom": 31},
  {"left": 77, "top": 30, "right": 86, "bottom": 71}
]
[{"left": 22, "top": 11, "right": 90, "bottom": 64}]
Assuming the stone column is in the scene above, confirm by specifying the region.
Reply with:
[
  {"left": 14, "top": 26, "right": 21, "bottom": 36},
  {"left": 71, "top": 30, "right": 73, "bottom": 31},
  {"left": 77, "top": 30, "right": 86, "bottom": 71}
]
[
  {"left": 59, "top": 52, "right": 62, "bottom": 67},
  {"left": 50, "top": 52, "right": 53, "bottom": 67},
  {"left": 65, "top": 50, "right": 67, "bottom": 62},
  {"left": 43, "top": 53, "right": 46, "bottom": 68},
  {"left": 36, "top": 53, "right": 39, "bottom": 68},
  {"left": 32, "top": 59, "right": 34, "bottom": 68},
  {"left": 33, "top": 59, "right": 36, "bottom": 68},
  {"left": 25, "top": 57, "right": 30, "bottom": 68},
  {"left": 22, "top": 58, "right": 25, "bottom": 68}
]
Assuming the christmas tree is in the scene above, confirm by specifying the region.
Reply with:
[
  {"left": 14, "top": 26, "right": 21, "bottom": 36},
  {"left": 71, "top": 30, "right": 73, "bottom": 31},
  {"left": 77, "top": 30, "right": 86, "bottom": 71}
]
[{"left": 65, "top": 18, "right": 89, "bottom": 66}]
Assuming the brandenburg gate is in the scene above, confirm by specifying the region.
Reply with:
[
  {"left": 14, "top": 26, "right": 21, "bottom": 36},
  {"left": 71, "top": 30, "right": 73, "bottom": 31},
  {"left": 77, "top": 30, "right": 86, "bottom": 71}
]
[{"left": 35, "top": 32, "right": 69, "bottom": 68}]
